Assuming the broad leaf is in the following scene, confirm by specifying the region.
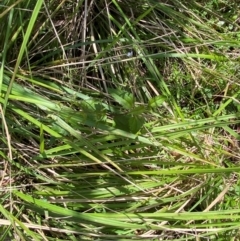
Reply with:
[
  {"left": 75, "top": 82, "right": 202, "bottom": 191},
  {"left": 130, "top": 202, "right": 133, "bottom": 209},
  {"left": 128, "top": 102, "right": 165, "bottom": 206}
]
[
  {"left": 108, "top": 88, "right": 134, "bottom": 109},
  {"left": 129, "top": 115, "right": 145, "bottom": 134},
  {"left": 148, "top": 95, "right": 166, "bottom": 108}
]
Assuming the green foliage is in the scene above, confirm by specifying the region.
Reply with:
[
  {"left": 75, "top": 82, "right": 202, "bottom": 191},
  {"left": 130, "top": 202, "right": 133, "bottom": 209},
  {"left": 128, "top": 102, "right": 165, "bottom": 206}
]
[
  {"left": 148, "top": 95, "right": 167, "bottom": 108},
  {"left": 108, "top": 88, "right": 135, "bottom": 110},
  {"left": 113, "top": 113, "right": 145, "bottom": 134},
  {"left": 0, "top": 0, "right": 240, "bottom": 240}
]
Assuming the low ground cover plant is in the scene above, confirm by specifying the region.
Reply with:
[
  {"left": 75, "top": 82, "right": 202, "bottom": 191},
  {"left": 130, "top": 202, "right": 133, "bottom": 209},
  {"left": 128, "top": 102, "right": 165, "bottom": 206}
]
[{"left": 0, "top": 0, "right": 240, "bottom": 240}]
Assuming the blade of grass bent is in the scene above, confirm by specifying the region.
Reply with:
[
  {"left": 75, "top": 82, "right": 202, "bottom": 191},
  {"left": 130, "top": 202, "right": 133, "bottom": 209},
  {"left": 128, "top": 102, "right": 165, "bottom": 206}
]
[
  {"left": 48, "top": 114, "right": 122, "bottom": 171},
  {"left": 0, "top": 204, "right": 40, "bottom": 241},
  {"left": 0, "top": 0, "right": 23, "bottom": 19},
  {"left": 0, "top": 8, "right": 14, "bottom": 94},
  {"left": 47, "top": 114, "right": 149, "bottom": 193},
  {"left": 3, "top": 0, "right": 44, "bottom": 113},
  {"left": 13, "top": 191, "right": 144, "bottom": 229}
]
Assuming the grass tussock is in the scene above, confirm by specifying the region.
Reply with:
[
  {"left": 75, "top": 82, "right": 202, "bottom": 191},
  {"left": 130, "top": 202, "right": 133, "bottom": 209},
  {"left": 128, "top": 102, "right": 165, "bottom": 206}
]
[{"left": 0, "top": 0, "right": 240, "bottom": 240}]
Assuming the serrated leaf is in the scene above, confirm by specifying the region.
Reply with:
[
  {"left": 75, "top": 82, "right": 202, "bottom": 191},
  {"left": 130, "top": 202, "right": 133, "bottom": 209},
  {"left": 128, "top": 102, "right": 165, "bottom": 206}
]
[
  {"left": 129, "top": 115, "right": 145, "bottom": 134},
  {"left": 128, "top": 106, "right": 146, "bottom": 115},
  {"left": 81, "top": 99, "right": 97, "bottom": 112},
  {"left": 113, "top": 114, "right": 131, "bottom": 132},
  {"left": 51, "top": 123, "right": 69, "bottom": 136},
  {"left": 148, "top": 96, "right": 166, "bottom": 108},
  {"left": 80, "top": 99, "right": 107, "bottom": 123},
  {"left": 108, "top": 89, "right": 134, "bottom": 109}
]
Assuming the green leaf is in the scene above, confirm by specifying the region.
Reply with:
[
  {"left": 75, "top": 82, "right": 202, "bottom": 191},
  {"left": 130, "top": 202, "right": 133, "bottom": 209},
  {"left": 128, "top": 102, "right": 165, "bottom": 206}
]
[
  {"left": 129, "top": 115, "right": 145, "bottom": 134},
  {"left": 113, "top": 114, "right": 131, "bottom": 132},
  {"left": 3, "top": 0, "right": 44, "bottom": 113},
  {"left": 13, "top": 191, "right": 142, "bottom": 229},
  {"left": 108, "top": 88, "right": 134, "bottom": 109},
  {"left": 114, "top": 114, "right": 145, "bottom": 134},
  {"left": 80, "top": 99, "right": 107, "bottom": 123},
  {"left": 39, "top": 124, "right": 44, "bottom": 154},
  {"left": 128, "top": 106, "right": 146, "bottom": 115},
  {"left": 148, "top": 95, "right": 166, "bottom": 108}
]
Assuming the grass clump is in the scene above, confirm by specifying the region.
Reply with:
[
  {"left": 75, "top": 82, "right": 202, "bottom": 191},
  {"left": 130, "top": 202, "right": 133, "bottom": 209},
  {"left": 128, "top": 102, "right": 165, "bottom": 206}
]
[{"left": 0, "top": 0, "right": 240, "bottom": 240}]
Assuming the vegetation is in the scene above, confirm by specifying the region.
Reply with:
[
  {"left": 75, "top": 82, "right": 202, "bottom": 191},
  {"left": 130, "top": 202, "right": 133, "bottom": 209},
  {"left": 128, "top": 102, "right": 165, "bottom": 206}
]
[{"left": 0, "top": 0, "right": 240, "bottom": 240}]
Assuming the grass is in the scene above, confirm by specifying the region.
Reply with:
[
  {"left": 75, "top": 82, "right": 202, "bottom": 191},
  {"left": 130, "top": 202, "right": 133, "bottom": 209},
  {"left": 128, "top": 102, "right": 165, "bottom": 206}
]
[{"left": 0, "top": 0, "right": 240, "bottom": 240}]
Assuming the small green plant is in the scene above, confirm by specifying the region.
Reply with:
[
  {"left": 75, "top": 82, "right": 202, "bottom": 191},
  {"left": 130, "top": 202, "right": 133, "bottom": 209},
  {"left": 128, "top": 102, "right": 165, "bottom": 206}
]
[{"left": 0, "top": 0, "right": 240, "bottom": 240}]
